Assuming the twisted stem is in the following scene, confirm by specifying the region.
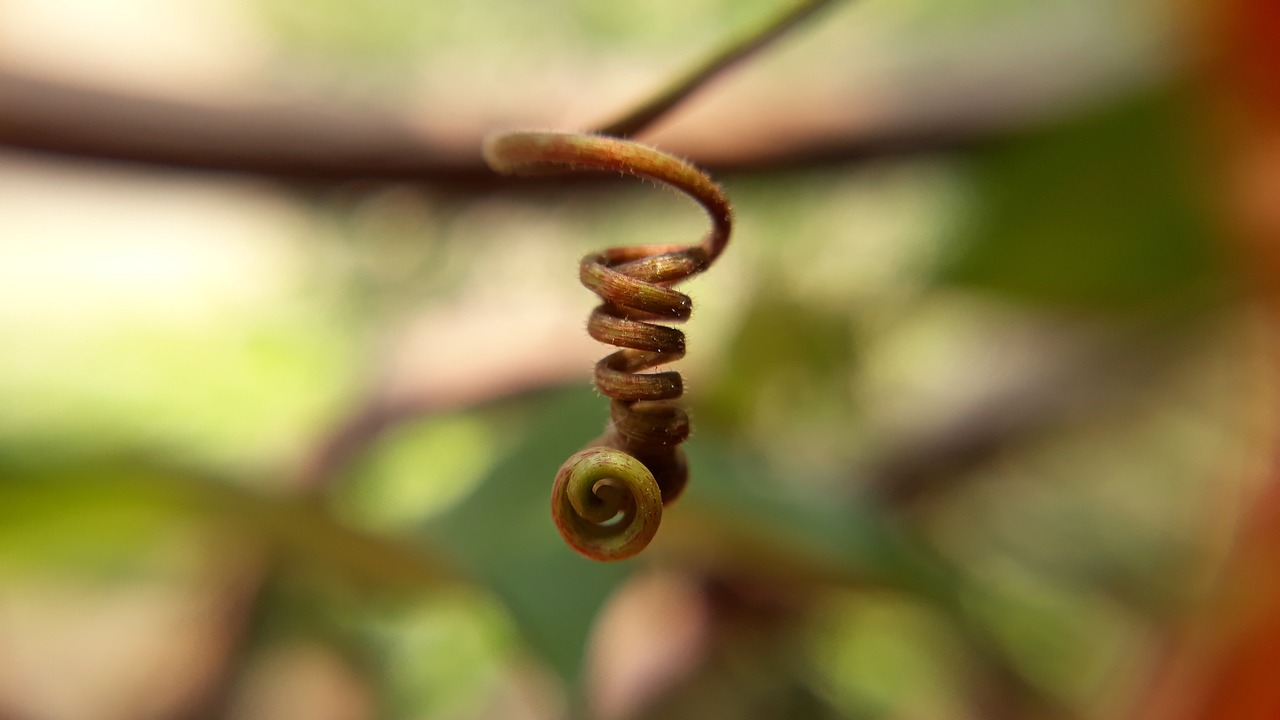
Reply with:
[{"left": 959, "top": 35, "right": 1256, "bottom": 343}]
[{"left": 483, "top": 131, "right": 732, "bottom": 561}]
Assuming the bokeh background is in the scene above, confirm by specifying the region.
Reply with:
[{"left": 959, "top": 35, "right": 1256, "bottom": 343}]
[{"left": 1, "top": 0, "right": 1277, "bottom": 719}]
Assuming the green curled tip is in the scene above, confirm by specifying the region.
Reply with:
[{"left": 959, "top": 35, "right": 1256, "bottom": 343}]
[{"left": 551, "top": 447, "right": 663, "bottom": 562}]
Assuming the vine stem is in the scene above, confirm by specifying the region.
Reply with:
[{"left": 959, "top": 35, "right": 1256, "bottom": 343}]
[
  {"left": 483, "top": 131, "right": 732, "bottom": 561},
  {"left": 482, "top": 132, "right": 731, "bottom": 256},
  {"left": 478, "top": 0, "right": 835, "bottom": 561},
  {"left": 594, "top": 0, "right": 848, "bottom": 137}
]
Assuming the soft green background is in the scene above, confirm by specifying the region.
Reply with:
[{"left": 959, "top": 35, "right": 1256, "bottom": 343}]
[{"left": 0, "top": 0, "right": 1250, "bottom": 718}]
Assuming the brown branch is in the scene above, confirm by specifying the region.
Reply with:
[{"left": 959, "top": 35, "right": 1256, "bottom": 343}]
[
  {"left": 0, "top": 70, "right": 488, "bottom": 184},
  {"left": 0, "top": 60, "right": 1146, "bottom": 186}
]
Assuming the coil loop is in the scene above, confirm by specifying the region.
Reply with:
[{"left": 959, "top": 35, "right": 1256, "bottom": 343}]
[{"left": 483, "top": 131, "right": 732, "bottom": 561}]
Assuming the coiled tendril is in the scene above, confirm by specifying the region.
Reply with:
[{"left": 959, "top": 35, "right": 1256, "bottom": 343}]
[{"left": 483, "top": 131, "right": 732, "bottom": 561}]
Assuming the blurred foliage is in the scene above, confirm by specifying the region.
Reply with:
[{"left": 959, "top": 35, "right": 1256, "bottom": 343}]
[
  {"left": 423, "top": 389, "right": 636, "bottom": 689},
  {"left": 938, "top": 90, "right": 1227, "bottom": 312},
  {"left": 252, "top": 0, "right": 439, "bottom": 66},
  {"left": 0, "top": 0, "right": 1262, "bottom": 719},
  {"left": 699, "top": 289, "right": 859, "bottom": 453},
  {"left": 340, "top": 413, "right": 503, "bottom": 530},
  {"left": 808, "top": 595, "right": 967, "bottom": 718}
]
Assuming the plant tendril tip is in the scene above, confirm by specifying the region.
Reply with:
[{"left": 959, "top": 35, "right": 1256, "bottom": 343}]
[{"left": 483, "top": 131, "right": 732, "bottom": 561}]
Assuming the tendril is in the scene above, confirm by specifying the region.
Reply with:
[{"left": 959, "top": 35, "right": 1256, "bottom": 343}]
[{"left": 483, "top": 131, "right": 732, "bottom": 561}]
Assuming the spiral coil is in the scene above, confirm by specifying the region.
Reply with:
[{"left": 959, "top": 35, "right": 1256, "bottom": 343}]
[{"left": 483, "top": 131, "right": 732, "bottom": 561}]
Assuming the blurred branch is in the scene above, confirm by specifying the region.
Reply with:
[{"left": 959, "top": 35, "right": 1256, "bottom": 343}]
[
  {"left": 169, "top": 565, "right": 271, "bottom": 720},
  {"left": 0, "top": 58, "right": 1145, "bottom": 185},
  {"left": 0, "top": 69, "right": 484, "bottom": 184},
  {"left": 862, "top": 322, "right": 1203, "bottom": 510}
]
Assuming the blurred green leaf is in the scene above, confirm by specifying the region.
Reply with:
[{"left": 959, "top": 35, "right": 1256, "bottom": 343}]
[
  {"left": 938, "top": 90, "right": 1225, "bottom": 311},
  {"left": 367, "top": 590, "right": 517, "bottom": 720},
  {"left": 415, "top": 385, "right": 973, "bottom": 698},
  {"left": 681, "top": 440, "right": 959, "bottom": 601},
  {"left": 0, "top": 454, "right": 452, "bottom": 591},
  {"left": 810, "top": 595, "right": 965, "bottom": 719},
  {"left": 341, "top": 413, "right": 501, "bottom": 530},
  {"left": 0, "top": 461, "right": 197, "bottom": 575},
  {"left": 700, "top": 290, "right": 857, "bottom": 434},
  {"left": 423, "top": 388, "right": 633, "bottom": 690},
  {"left": 957, "top": 561, "right": 1136, "bottom": 705}
]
